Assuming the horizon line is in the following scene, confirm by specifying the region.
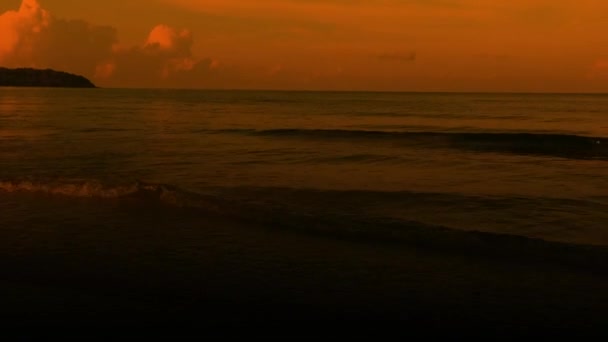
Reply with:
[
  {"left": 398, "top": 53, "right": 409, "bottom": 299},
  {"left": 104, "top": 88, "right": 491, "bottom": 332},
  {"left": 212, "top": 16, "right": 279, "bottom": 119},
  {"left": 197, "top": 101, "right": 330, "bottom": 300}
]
[
  {"left": 2, "top": 85, "right": 607, "bottom": 95},
  {"left": 3, "top": 68, "right": 606, "bottom": 95},
  {"left": 88, "top": 87, "right": 608, "bottom": 95}
]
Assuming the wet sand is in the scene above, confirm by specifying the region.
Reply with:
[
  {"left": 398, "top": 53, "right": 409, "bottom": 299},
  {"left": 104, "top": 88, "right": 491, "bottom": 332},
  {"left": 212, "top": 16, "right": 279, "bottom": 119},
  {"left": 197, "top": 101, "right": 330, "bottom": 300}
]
[{"left": 2, "top": 198, "right": 608, "bottom": 337}]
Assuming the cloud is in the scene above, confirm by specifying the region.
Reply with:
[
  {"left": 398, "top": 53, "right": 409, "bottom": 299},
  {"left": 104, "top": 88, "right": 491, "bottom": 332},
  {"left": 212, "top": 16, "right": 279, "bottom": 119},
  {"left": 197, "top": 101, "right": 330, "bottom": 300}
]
[
  {"left": 474, "top": 53, "right": 512, "bottom": 61},
  {"left": 588, "top": 59, "right": 608, "bottom": 80},
  {"left": 0, "top": 0, "right": 51, "bottom": 60},
  {"left": 376, "top": 52, "right": 417, "bottom": 62},
  {"left": 99, "top": 24, "right": 199, "bottom": 86},
  {"left": 0, "top": 0, "right": 215, "bottom": 87},
  {"left": 0, "top": 0, "right": 117, "bottom": 78}
]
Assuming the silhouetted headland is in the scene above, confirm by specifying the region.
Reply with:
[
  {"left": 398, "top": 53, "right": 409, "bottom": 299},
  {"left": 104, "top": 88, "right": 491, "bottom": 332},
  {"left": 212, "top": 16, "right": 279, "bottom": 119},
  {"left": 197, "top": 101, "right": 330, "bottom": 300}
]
[{"left": 0, "top": 67, "right": 96, "bottom": 88}]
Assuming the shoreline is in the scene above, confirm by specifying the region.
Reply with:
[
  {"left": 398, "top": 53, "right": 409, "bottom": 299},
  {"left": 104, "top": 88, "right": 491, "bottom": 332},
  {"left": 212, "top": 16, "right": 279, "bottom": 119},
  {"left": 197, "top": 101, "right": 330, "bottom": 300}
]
[{"left": 2, "top": 199, "right": 608, "bottom": 337}]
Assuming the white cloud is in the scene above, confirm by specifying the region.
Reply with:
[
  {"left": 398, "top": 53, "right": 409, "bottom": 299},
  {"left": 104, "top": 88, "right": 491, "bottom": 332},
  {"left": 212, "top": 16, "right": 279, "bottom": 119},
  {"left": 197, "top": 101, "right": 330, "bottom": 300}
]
[{"left": 0, "top": 0, "right": 216, "bottom": 87}]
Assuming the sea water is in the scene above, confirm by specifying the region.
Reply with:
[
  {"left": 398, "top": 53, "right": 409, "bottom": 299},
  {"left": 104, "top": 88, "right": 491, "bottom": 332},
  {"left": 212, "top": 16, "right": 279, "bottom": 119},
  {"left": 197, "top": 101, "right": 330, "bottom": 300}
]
[
  {"left": 2, "top": 88, "right": 608, "bottom": 334},
  {"left": 2, "top": 89, "right": 608, "bottom": 245}
]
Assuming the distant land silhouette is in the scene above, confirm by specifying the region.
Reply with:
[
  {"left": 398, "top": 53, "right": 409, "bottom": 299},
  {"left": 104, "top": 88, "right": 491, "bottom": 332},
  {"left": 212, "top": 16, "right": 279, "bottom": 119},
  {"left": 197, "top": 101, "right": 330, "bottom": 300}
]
[{"left": 0, "top": 67, "right": 96, "bottom": 88}]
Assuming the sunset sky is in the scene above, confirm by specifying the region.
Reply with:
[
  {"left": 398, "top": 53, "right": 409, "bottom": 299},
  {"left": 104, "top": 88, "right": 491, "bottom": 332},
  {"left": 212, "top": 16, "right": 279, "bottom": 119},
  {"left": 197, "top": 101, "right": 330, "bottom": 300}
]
[{"left": 1, "top": 0, "right": 608, "bottom": 92}]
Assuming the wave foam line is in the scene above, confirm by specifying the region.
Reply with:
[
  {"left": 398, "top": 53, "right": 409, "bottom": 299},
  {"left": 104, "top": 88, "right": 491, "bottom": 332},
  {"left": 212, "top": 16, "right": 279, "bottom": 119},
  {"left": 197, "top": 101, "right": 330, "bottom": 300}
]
[
  {"left": 0, "top": 180, "right": 134, "bottom": 198},
  {"left": 2, "top": 179, "right": 608, "bottom": 272}
]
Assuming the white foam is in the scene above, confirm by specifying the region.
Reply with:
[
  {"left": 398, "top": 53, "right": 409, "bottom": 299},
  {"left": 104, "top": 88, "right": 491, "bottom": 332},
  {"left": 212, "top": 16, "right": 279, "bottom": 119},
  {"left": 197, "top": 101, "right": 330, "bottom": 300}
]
[{"left": 0, "top": 180, "right": 138, "bottom": 198}]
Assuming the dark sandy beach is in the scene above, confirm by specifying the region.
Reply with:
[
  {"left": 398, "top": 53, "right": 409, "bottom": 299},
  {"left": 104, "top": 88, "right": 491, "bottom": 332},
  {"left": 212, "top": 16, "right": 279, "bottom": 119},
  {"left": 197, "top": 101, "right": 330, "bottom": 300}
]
[{"left": 2, "top": 195, "right": 608, "bottom": 337}]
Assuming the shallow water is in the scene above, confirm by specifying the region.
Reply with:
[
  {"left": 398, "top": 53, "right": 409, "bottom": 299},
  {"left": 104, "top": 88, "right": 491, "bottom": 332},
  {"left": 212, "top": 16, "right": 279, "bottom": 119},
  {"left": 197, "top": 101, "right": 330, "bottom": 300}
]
[{"left": 2, "top": 88, "right": 608, "bottom": 246}]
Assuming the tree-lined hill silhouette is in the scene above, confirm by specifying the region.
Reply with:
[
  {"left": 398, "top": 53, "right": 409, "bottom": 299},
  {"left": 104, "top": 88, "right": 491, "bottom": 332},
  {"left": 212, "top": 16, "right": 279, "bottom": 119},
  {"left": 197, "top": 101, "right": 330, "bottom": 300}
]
[{"left": 0, "top": 68, "right": 96, "bottom": 88}]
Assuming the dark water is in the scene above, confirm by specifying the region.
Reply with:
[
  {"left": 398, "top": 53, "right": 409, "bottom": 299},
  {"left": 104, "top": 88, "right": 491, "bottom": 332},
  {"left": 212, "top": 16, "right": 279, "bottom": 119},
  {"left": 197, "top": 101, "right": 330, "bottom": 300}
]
[
  {"left": 2, "top": 88, "right": 608, "bottom": 335},
  {"left": 2, "top": 89, "right": 608, "bottom": 245}
]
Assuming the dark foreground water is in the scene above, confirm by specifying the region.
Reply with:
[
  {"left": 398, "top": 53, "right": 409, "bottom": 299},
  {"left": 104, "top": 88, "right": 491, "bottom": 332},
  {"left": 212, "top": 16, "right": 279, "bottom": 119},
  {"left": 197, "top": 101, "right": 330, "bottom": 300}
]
[{"left": 1, "top": 88, "right": 608, "bottom": 336}]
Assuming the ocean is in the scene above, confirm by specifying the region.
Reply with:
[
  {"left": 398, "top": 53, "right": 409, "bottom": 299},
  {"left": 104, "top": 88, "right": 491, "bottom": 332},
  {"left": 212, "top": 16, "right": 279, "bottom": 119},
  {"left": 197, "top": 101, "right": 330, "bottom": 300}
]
[{"left": 2, "top": 88, "right": 608, "bottom": 336}]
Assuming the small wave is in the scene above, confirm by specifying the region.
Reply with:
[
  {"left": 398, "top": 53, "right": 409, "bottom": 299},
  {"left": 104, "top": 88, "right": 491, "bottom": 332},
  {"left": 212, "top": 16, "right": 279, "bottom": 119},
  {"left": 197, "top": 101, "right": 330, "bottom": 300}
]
[
  {"left": 0, "top": 180, "right": 201, "bottom": 205},
  {"left": 312, "top": 153, "right": 395, "bottom": 164},
  {"left": 76, "top": 127, "right": 138, "bottom": 133},
  {"left": 3, "top": 179, "right": 608, "bottom": 272},
  {"left": 220, "top": 128, "right": 608, "bottom": 160},
  {"left": 0, "top": 180, "right": 136, "bottom": 198}
]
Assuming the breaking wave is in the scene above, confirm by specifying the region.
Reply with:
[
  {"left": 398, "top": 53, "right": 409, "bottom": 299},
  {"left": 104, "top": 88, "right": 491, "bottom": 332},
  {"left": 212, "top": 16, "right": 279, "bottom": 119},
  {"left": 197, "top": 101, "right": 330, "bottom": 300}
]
[
  {"left": 0, "top": 180, "right": 138, "bottom": 198},
  {"left": 0, "top": 180, "right": 206, "bottom": 206},
  {"left": 218, "top": 128, "right": 608, "bottom": 160},
  {"left": 2, "top": 178, "right": 608, "bottom": 273}
]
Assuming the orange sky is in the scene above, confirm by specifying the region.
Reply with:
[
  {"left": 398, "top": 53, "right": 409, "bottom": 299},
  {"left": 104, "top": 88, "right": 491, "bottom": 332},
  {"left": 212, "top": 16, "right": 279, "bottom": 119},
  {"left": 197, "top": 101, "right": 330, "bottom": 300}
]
[{"left": 1, "top": 0, "right": 608, "bottom": 92}]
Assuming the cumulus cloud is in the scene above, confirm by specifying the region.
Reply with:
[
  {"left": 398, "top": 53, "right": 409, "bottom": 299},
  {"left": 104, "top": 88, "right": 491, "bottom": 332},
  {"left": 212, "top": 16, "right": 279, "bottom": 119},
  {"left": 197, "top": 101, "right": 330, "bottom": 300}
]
[
  {"left": 0, "top": 0, "right": 215, "bottom": 87},
  {"left": 0, "top": 0, "right": 51, "bottom": 61},
  {"left": 99, "top": 24, "right": 197, "bottom": 86},
  {"left": 0, "top": 0, "right": 117, "bottom": 78}
]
